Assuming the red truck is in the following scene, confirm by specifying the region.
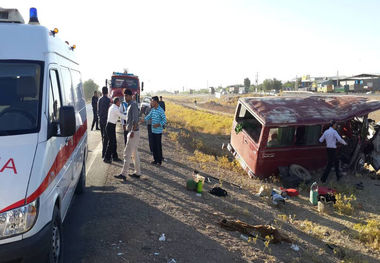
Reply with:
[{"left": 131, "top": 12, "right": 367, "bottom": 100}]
[{"left": 107, "top": 72, "right": 143, "bottom": 103}]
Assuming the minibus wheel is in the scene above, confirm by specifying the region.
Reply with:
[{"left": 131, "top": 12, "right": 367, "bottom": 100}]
[
  {"left": 48, "top": 206, "right": 63, "bottom": 263},
  {"left": 289, "top": 164, "right": 312, "bottom": 183},
  {"left": 75, "top": 160, "right": 86, "bottom": 194},
  {"left": 354, "top": 153, "right": 366, "bottom": 174}
]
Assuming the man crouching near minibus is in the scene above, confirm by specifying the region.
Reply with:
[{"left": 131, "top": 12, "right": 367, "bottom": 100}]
[{"left": 319, "top": 120, "right": 347, "bottom": 183}]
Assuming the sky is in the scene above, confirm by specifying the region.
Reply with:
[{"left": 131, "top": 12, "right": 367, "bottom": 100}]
[{"left": 2, "top": 0, "right": 380, "bottom": 92}]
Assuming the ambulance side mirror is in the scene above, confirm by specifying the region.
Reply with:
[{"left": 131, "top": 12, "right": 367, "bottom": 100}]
[
  {"left": 59, "top": 106, "right": 76, "bottom": 137},
  {"left": 141, "top": 82, "right": 144, "bottom": 91}
]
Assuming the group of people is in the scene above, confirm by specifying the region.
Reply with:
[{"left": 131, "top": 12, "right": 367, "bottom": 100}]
[{"left": 91, "top": 87, "right": 167, "bottom": 179}]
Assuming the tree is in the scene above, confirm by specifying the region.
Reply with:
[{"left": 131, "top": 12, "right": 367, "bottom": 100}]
[
  {"left": 273, "top": 78, "right": 282, "bottom": 91},
  {"left": 244, "top": 78, "right": 251, "bottom": 93},
  {"left": 283, "top": 81, "right": 295, "bottom": 91},
  {"left": 262, "top": 78, "right": 283, "bottom": 91},
  {"left": 83, "top": 79, "right": 99, "bottom": 101}
]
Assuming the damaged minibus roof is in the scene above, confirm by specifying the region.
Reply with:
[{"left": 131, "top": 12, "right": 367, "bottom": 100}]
[{"left": 240, "top": 96, "right": 380, "bottom": 126}]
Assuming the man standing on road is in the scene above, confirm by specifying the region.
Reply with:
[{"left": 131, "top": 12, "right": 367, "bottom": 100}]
[
  {"left": 319, "top": 120, "right": 347, "bottom": 183},
  {"left": 91, "top": 91, "right": 100, "bottom": 131},
  {"left": 144, "top": 101, "right": 154, "bottom": 154},
  {"left": 98, "top": 86, "right": 111, "bottom": 158},
  {"left": 115, "top": 89, "right": 141, "bottom": 179},
  {"left": 104, "top": 98, "right": 124, "bottom": 164},
  {"left": 142, "top": 96, "right": 167, "bottom": 166},
  {"left": 159, "top": 96, "right": 166, "bottom": 111}
]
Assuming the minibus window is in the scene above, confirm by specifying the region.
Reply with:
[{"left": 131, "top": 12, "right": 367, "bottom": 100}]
[
  {"left": 236, "top": 103, "right": 262, "bottom": 142},
  {"left": 0, "top": 61, "right": 43, "bottom": 135},
  {"left": 295, "top": 125, "right": 322, "bottom": 146},
  {"left": 267, "top": 127, "right": 295, "bottom": 147}
]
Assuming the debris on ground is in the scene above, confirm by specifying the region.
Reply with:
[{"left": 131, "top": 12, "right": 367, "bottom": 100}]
[
  {"left": 255, "top": 185, "right": 271, "bottom": 197},
  {"left": 280, "top": 187, "right": 299, "bottom": 197},
  {"left": 278, "top": 166, "right": 301, "bottom": 188},
  {"left": 271, "top": 189, "right": 286, "bottom": 205},
  {"left": 310, "top": 182, "right": 319, "bottom": 205},
  {"left": 355, "top": 181, "right": 364, "bottom": 190},
  {"left": 240, "top": 234, "right": 249, "bottom": 241},
  {"left": 318, "top": 196, "right": 334, "bottom": 215},
  {"left": 186, "top": 179, "right": 197, "bottom": 191},
  {"left": 187, "top": 170, "right": 205, "bottom": 193},
  {"left": 159, "top": 233, "right": 166, "bottom": 242},
  {"left": 219, "top": 219, "right": 292, "bottom": 243},
  {"left": 209, "top": 187, "right": 228, "bottom": 197},
  {"left": 290, "top": 244, "right": 300, "bottom": 252}
]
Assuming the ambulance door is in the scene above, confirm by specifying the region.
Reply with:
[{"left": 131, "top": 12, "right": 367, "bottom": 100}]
[
  {"left": 47, "top": 67, "right": 73, "bottom": 217},
  {"left": 58, "top": 67, "right": 76, "bottom": 216}
]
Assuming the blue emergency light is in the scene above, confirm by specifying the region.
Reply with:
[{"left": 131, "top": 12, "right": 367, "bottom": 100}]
[{"left": 29, "top": 7, "right": 39, "bottom": 24}]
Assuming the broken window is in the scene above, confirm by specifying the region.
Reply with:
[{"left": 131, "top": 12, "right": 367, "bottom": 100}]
[
  {"left": 236, "top": 103, "right": 262, "bottom": 142},
  {"left": 267, "top": 127, "right": 295, "bottom": 147},
  {"left": 295, "top": 125, "right": 322, "bottom": 146}
]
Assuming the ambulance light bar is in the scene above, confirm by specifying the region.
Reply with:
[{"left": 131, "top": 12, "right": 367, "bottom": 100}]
[{"left": 0, "top": 8, "right": 25, "bottom": 24}]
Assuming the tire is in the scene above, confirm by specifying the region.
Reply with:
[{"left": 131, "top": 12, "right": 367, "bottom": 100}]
[
  {"left": 75, "top": 160, "right": 86, "bottom": 194},
  {"left": 48, "top": 206, "right": 63, "bottom": 263},
  {"left": 355, "top": 153, "right": 366, "bottom": 173},
  {"left": 289, "top": 164, "right": 312, "bottom": 183}
]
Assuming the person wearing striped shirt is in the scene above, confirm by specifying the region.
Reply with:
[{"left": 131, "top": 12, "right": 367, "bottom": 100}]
[{"left": 141, "top": 96, "right": 167, "bottom": 165}]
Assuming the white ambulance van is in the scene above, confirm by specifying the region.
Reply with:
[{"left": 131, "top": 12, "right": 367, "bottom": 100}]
[{"left": 0, "top": 8, "right": 87, "bottom": 263}]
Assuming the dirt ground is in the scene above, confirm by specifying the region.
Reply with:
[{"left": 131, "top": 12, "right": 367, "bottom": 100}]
[{"left": 71, "top": 120, "right": 380, "bottom": 263}]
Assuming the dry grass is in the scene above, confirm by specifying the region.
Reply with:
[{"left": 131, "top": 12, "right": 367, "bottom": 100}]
[
  {"left": 188, "top": 150, "right": 243, "bottom": 173},
  {"left": 294, "top": 219, "right": 326, "bottom": 239},
  {"left": 333, "top": 193, "right": 357, "bottom": 216},
  {"left": 166, "top": 102, "right": 233, "bottom": 135},
  {"left": 353, "top": 219, "right": 380, "bottom": 250}
]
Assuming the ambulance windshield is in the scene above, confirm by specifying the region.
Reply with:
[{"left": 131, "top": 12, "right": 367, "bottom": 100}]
[{"left": 0, "top": 61, "right": 42, "bottom": 136}]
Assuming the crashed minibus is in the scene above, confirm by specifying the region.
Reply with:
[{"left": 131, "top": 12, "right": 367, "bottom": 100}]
[{"left": 227, "top": 95, "right": 380, "bottom": 178}]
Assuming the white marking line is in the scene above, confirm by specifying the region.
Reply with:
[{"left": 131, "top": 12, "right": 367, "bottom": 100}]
[{"left": 86, "top": 142, "right": 102, "bottom": 176}]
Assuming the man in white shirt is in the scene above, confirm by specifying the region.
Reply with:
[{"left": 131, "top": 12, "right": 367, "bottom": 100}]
[
  {"left": 104, "top": 97, "right": 128, "bottom": 164},
  {"left": 319, "top": 120, "right": 348, "bottom": 183}
]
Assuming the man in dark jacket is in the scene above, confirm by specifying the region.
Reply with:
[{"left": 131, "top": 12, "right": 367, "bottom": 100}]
[
  {"left": 98, "top": 86, "right": 111, "bottom": 158},
  {"left": 158, "top": 96, "right": 166, "bottom": 111},
  {"left": 91, "top": 91, "right": 100, "bottom": 130}
]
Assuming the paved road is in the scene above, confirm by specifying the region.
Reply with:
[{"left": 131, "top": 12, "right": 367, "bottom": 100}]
[
  {"left": 63, "top": 105, "right": 108, "bottom": 261},
  {"left": 62, "top": 105, "right": 241, "bottom": 263}
]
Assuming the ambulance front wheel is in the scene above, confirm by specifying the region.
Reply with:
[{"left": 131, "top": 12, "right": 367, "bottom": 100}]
[{"left": 47, "top": 206, "right": 63, "bottom": 263}]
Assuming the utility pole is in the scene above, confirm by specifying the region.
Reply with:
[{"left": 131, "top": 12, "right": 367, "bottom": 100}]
[
  {"left": 337, "top": 70, "right": 339, "bottom": 88},
  {"left": 255, "top": 72, "right": 258, "bottom": 93}
]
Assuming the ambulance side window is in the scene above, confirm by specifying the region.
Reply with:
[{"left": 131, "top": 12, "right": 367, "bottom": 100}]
[
  {"left": 49, "top": 70, "right": 62, "bottom": 123},
  {"left": 61, "top": 67, "right": 74, "bottom": 106}
]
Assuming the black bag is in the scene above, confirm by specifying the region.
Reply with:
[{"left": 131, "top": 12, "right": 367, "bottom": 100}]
[{"left": 209, "top": 187, "right": 228, "bottom": 197}]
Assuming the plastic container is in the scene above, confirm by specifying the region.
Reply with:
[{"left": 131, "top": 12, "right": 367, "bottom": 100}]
[
  {"left": 196, "top": 181, "right": 203, "bottom": 193},
  {"left": 310, "top": 182, "right": 318, "bottom": 205}
]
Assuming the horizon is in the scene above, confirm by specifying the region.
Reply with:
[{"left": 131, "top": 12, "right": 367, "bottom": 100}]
[{"left": 2, "top": 0, "right": 380, "bottom": 92}]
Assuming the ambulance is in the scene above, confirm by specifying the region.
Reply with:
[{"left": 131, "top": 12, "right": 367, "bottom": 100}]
[{"left": 0, "top": 8, "right": 87, "bottom": 263}]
